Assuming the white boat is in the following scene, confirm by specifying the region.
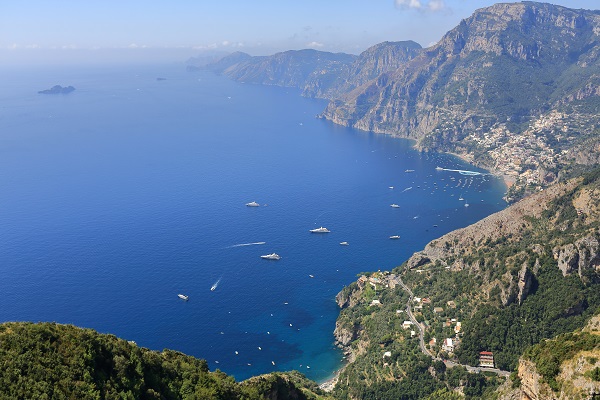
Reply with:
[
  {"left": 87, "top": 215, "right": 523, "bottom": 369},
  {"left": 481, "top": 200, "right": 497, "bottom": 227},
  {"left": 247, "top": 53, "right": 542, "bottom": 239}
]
[
  {"left": 459, "top": 195, "right": 464, "bottom": 201},
  {"left": 390, "top": 204, "right": 400, "bottom": 208},
  {"left": 405, "top": 169, "right": 415, "bottom": 173},
  {"left": 389, "top": 235, "right": 400, "bottom": 239},
  {"left": 261, "top": 253, "right": 281, "bottom": 260},
  {"left": 246, "top": 201, "right": 260, "bottom": 207},
  {"left": 340, "top": 241, "right": 349, "bottom": 246},
  {"left": 310, "top": 226, "right": 330, "bottom": 233},
  {"left": 177, "top": 294, "right": 189, "bottom": 301}
]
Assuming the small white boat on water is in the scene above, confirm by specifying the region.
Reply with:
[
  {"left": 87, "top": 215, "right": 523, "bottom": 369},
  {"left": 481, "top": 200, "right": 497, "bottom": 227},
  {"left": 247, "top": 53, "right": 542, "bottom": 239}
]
[
  {"left": 261, "top": 253, "right": 281, "bottom": 260},
  {"left": 246, "top": 201, "right": 260, "bottom": 207},
  {"left": 390, "top": 204, "right": 400, "bottom": 208},
  {"left": 310, "top": 226, "right": 330, "bottom": 233},
  {"left": 178, "top": 294, "right": 189, "bottom": 301},
  {"left": 340, "top": 241, "right": 349, "bottom": 246},
  {"left": 389, "top": 235, "right": 400, "bottom": 240}
]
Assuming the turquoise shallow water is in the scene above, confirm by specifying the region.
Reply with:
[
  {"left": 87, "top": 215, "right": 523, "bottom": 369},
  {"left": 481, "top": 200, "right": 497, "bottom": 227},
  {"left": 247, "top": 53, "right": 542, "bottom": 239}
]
[{"left": 0, "top": 63, "right": 506, "bottom": 381}]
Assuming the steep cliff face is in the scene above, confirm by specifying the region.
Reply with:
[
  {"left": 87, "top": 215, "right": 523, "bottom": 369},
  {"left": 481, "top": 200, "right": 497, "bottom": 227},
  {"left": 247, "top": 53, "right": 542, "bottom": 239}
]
[
  {"left": 518, "top": 314, "right": 600, "bottom": 400},
  {"left": 307, "top": 41, "right": 422, "bottom": 99},
  {"left": 320, "top": 2, "right": 600, "bottom": 145}
]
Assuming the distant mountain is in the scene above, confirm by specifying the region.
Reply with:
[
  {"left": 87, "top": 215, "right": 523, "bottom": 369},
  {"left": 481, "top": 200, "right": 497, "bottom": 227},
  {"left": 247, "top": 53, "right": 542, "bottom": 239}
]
[
  {"left": 206, "top": 3, "right": 600, "bottom": 201},
  {"left": 206, "top": 41, "right": 422, "bottom": 100},
  {"left": 318, "top": 2, "right": 600, "bottom": 200},
  {"left": 207, "top": 49, "right": 357, "bottom": 96},
  {"left": 321, "top": 1, "right": 600, "bottom": 141}
]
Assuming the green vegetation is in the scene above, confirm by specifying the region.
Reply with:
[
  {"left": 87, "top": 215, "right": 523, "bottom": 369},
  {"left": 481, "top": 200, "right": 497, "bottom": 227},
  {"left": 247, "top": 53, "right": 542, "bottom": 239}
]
[
  {"left": 0, "top": 322, "right": 331, "bottom": 400},
  {"left": 524, "top": 331, "right": 600, "bottom": 391}
]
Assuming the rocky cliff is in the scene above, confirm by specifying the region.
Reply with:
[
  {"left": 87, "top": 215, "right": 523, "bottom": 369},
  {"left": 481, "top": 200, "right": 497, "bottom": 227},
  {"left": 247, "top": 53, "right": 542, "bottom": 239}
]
[
  {"left": 320, "top": 2, "right": 600, "bottom": 141},
  {"left": 517, "top": 314, "right": 600, "bottom": 400}
]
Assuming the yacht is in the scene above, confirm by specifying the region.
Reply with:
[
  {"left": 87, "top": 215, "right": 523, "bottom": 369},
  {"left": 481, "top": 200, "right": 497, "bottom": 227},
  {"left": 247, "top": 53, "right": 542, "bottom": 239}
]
[
  {"left": 389, "top": 235, "right": 400, "bottom": 239},
  {"left": 340, "top": 241, "right": 349, "bottom": 246},
  {"left": 390, "top": 204, "right": 400, "bottom": 208},
  {"left": 261, "top": 253, "right": 281, "bottom": 260},
  {"left": 310, "top": 227, "right": 330, "bottom": 233},
  {"left": 177, "top": 294, "right": 189, "bottom": 301},
  {"left": 246, "top": 201, "right": 260, "bottom": 207}
]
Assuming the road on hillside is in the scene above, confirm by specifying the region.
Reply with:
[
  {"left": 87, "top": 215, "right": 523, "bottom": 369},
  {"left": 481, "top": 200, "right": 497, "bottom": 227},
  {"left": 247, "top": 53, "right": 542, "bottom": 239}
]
[{"left": 395, "top": 276, "right": 510, "bottom": 378}]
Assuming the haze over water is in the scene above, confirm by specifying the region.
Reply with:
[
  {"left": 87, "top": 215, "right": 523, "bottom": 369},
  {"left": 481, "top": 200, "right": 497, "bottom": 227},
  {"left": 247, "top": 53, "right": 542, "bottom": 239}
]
[{"left": 0, "top": 64, "right": 506, "bottom": 381}]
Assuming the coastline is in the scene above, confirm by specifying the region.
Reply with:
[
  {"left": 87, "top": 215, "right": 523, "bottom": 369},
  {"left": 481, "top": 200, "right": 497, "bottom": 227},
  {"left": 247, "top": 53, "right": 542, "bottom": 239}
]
[{"left": 318, "top": 364, "right": 346, "bottom": 392}]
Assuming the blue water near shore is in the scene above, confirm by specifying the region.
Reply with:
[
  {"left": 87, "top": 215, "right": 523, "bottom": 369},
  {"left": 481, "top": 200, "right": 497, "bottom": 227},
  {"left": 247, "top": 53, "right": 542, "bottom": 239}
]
[{"left": 0, "top": 63, "right": 506, "bottom": 382}]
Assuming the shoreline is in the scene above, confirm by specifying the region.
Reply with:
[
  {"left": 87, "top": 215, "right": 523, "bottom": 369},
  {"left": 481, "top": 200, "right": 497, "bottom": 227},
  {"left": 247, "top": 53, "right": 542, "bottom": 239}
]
[{"left": 317, "top": 363, "right": 346, "bottom": 392}]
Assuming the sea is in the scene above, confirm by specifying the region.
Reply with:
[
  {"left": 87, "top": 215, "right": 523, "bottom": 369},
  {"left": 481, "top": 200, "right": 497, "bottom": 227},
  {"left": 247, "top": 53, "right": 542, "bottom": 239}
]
[{"left": 0, "top": 63, "right": 506, "bottom": 382}]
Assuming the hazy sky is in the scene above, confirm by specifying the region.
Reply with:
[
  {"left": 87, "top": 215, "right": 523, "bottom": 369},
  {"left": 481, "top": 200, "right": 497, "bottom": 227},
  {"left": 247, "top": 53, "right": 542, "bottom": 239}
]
[{"left": 1, "top": 0, "right": 599, "bottom": 64}]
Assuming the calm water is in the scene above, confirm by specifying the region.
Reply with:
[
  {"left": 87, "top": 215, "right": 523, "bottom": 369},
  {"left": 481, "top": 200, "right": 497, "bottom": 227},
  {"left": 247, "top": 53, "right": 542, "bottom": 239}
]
[{"left": 0, "top": 63, "right": 506, "bottom": 381}]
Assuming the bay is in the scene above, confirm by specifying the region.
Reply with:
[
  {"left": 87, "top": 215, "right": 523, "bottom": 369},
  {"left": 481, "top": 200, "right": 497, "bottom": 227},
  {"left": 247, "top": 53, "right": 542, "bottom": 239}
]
[{"left": 0, "top": 63, "right": 506, "bottom": 381}]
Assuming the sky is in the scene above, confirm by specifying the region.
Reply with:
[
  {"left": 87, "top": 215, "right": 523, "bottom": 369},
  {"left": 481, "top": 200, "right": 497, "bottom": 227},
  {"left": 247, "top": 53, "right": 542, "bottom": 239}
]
[{"left": 1, "top": 0, "right": 599, "bottom": 65}]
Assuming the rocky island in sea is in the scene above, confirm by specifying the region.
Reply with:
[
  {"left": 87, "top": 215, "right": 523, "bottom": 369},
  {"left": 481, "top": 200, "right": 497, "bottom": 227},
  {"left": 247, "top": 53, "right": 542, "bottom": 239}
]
[{"left": 38, "top": 85, "right": 76, "bottom": 94}]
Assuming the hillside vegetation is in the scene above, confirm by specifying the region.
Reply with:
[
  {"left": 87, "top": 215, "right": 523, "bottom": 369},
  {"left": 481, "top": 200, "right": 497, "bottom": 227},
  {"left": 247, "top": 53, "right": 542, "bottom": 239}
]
[
  {"left": 0, "top": 322, "right": 331, "bottom": 400},
  {"left": 331, "top": 168, "right": 600, "bottom": 399}
]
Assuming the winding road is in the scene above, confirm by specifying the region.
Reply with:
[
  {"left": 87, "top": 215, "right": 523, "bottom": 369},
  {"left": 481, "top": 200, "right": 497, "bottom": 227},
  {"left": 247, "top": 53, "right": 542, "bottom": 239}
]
[{"left": 396, "top": 276, "right": 510, "bottom": 378}]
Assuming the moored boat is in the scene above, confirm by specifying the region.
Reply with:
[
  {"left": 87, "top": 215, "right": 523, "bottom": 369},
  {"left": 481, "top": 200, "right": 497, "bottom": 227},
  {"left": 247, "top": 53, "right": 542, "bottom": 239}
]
[
  {"left": 261, "top": 253, "right": 281, "bottom": 260},
  {"left": 309, "top": 226, "right": 330, "bottom": 233}
]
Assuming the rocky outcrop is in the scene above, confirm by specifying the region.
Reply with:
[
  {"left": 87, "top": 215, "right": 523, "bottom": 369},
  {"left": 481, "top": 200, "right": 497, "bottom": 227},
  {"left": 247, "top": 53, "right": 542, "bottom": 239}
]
[
  {"left": 518, "top": 328, "right": 600, "bottom": 400},
  {"left": 333, "top": 320, "right": 358, "bottom": 347},
  {"left": 553, "top": 233, "right": 600, "bottom": 278},
  {"left": 517, "top": 263, "right": 533, "bottom": 305},
  {"left": 406, "top": 180, "right": 578, "bottom": 270},
  {"left": 519, "top": 358, "right": 554, "bottom": 400}
]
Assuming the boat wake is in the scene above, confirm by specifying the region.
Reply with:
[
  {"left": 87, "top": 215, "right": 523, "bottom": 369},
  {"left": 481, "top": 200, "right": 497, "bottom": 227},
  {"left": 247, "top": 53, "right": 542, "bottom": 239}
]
[
  {"left": 227, "top": 241, "right": 266, "bottom": 248},
  {"left": 211, "top": 277, "right": 222, "bottom": 291},
  {"left": 401, "top": 187, "right": 413, "bottom": 193}
]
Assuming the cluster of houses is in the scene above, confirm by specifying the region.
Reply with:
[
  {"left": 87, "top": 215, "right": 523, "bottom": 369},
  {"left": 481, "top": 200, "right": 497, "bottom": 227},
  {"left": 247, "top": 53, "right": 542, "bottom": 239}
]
[{"left": 362, "top": 271, "right": 496, "bottom": 368}]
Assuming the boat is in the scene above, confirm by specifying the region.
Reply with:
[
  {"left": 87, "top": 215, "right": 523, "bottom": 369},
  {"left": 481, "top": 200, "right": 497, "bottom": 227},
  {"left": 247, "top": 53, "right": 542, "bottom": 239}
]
[
  {"left": 309, "top": 227, "right": 330, "bottom": 233},
  {"left": 390, "top": 204, "right": 400, "bottom": 208},
  {"left": 459, "top": 195, "right": 464, "bottom": 201},
  {"left": 405, "top": 169, "right": 415, "bottom": 173},
  {"left": 389, "top": 235, "right": 400, "bottom": 239},
  {"left": 246, "top": 201, "right": 260, "bottom": 207},
  {"left": 211, "top": 277, "right": 221, "bottom": 291},
  {"left": 260, "top": 253, "right": 281, "bottom": 260},
  {"left": 340, "top": 241, "right": 349, "bottom": 246},
  {"left": 177, "top": 294, "right": 189, "bottom": 301}
]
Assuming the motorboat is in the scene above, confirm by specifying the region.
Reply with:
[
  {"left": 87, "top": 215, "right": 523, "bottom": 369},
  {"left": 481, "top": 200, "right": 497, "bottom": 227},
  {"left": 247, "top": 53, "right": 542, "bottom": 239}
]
[
  {"left": 309, "top": 227, "right": 330, "bottom": 233},
  {"left": 389, "top": 235, "right": 400, "bottom": 239},
  {"left": 390, "top": 204, "right": 400, "bottom": 208},
  {"left": 177, "top": 294, "right": 189, "bottom": 301},
  {"left": 340, "top": 241, "right": 349, "bottom": 246},
  {"left": 246, "top": 201, "right": 260, "bottom": 207},
  {"left": 261, "top": 253, "right": 281, "bottom": 260}
]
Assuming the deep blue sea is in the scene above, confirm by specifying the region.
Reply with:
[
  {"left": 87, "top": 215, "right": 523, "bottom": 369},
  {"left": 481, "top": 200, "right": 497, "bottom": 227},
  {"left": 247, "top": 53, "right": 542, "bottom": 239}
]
[{"left": 0, "top": 63, "right": 506, "bottom": 382}]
